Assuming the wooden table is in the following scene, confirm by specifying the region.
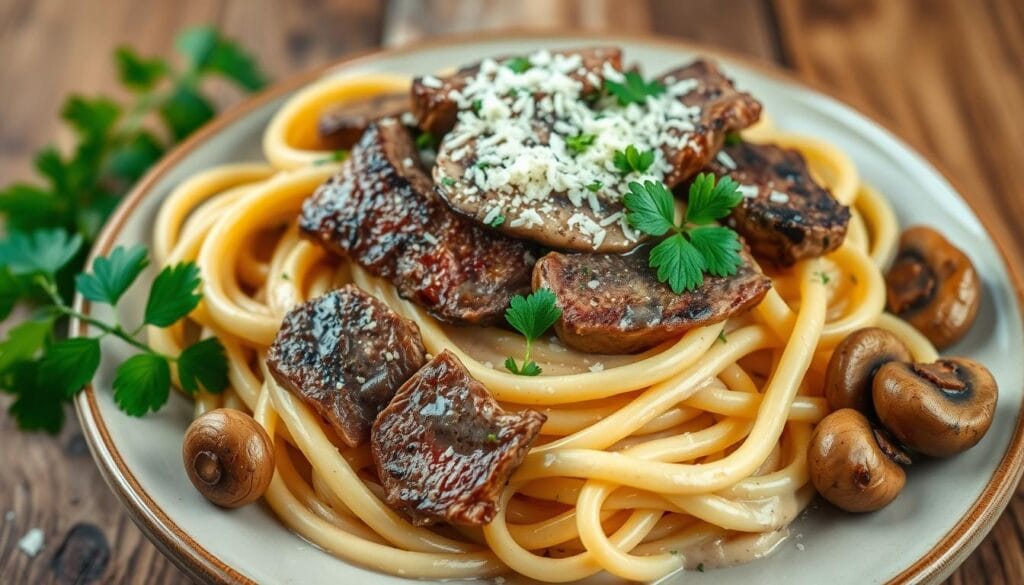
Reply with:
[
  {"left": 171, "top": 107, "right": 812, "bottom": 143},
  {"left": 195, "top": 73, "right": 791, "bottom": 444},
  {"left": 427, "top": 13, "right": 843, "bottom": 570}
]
[{"left": 1, "top": 0, "right": 1022, "bottom": 583}]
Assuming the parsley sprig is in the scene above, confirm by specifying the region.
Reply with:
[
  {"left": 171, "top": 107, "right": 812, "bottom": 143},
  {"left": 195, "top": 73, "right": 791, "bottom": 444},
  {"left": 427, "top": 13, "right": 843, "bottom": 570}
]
[
  {"left": 504, "top": 289, "right": 562, "bottom": 377},
  {"left": 0, "top": 26, "right": 259, "bottom": 432},
  {"left": 0, "top": 237, "right": 228, "bottom": 431},
  {"left": 0, "top": 26, "right": 264, "bottom": 310},
  {"left": 604, "top": 71, "right": 666, "bottom": 106},
  {"left": 622, "top": 174, "right": 745, "bottom": 294},
  {"left": 613, "top": 145, "right": 655, "bottom": 175}
]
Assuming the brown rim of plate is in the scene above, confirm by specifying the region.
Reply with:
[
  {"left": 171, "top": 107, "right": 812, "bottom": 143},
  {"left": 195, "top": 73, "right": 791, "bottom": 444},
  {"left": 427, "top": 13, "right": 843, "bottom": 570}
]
[{"left": 70, "top": 29, "right": 1024, "bottom": 585}]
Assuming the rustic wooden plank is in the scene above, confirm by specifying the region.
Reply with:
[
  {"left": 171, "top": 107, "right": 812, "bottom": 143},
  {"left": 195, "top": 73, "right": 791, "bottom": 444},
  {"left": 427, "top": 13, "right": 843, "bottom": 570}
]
[
  {"left": 0, "top": 1, "right": 386, "bottom": 583},
  {"left": 771, "top": 1, "right": 1024, "bottom": 583}
]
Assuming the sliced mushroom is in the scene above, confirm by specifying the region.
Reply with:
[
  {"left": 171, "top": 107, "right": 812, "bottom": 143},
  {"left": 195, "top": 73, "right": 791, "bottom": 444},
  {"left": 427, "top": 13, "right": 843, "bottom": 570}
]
[
  {"left": 433, "top": 138, "right": 640, "bottom": 253},
  {"left": 885, "top": 226, "right": 980, "bottom": 349},
  {"left": 182, "top": 409, "right": 274, "bottom": 508},
  {"left": 873, "top": 358, "right": 998, "bottom": 457},
  {"left": 808, "top": 409, "right": 909, "bottom": 513},
  {"left": 824, "top": 327, "right": 912, "bottom": 415}
]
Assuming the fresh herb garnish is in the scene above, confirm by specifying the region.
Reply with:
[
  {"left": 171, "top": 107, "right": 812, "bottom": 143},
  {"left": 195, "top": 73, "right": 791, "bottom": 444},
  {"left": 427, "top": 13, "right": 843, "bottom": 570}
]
[
  {"left": 440, "top": 176, "right": 456, "bottom": 187},
  {"left": 613, "top": 145, "right": 655, "bottom": 175},
  {"left": 0, "top": 27, "right": 258, "bottom": 432},
  {"left": 718, "top": 331, "right": 728, "bottom": 344},
  {"left": 489, "top": 214, "right": 506, "bottom": 228},
  {"left": 585, "top": 181, "right": 603, "bottom": 192},
  {"left": 622, "top": 174, "right": 744, "bottom": 294},
  {"left": 486, "top": 432, "right": 499, "bottom": 443},
  {"left": 1, "top": 241, "right": 227, "bottom": 430},
  {"left": 505, "top": 56, "right": 532, "bottom": 74},
  {"left": 565, "top": 133, "right": 596, "bottom": 155},
  {"left": 814, "top": 271, "right": 831, "bottom": 285},
  {"left": 415, "top": 131, "right": 437, "bottom": 151},
  {"left": 504, "top": 288, "right": 562, "bottom": 377},
  {"left": 604, "top": 71, "right": 665, "bottom": 106}
]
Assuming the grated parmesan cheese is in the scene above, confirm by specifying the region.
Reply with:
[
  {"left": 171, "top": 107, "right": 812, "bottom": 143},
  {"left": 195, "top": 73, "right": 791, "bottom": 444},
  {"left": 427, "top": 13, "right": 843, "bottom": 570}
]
[
  {"left": 738, "top": 184, "right": 760, "bottom": 198},
  {"left": 434, "top": 49, "right": 712, "bottom": 247},
  {"left": 769, "top": 190, "right": 790, "bottom": 203},
  {"left": 18, "top": 528, "right": 44, "bottom": 557},
  {"left": 716, "top": 150, "right": 737, "bottom": 170}
]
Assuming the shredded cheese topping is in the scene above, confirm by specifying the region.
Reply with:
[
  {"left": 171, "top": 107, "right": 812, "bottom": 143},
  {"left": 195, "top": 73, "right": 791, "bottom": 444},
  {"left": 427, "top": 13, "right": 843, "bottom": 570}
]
[{"left": 434, "top": 49, "right": 709, "bottom": 248}]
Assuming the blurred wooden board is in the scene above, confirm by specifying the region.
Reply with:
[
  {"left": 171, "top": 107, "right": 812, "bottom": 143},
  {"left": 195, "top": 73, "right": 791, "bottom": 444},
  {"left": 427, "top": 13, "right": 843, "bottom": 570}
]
[{"left": 0, "top": 0, "right": 1020, "bottom": 583}]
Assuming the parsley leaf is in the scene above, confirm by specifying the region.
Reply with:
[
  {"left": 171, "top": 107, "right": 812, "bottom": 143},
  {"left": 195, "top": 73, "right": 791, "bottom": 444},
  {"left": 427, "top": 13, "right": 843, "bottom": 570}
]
[
  {"left": 177, "top": 337, "right": 229, "bottom": 394},
  {"left": 565, "top": 133, "right": 596, "bottom": 155},
  {"left": 114, "top": 47, "right": 168, "bottom": 91},
  {"left": 75, "top": 245, "right": 149, "bottom": 306},
  {"left": 623, "top": 180, "right": 675, "bottom": 236},
  {"left": 113, "top": 353, "right": 171, "bottom": 416},
  {"left": 724, "top": 132, "right": 743, "bottom": 146},
  {"left": 176, "top": 26, "right": 266, "bottom": 91},
  {"left": 586, "top": 181, "right": 603, "bottom": 192},
  {"left": 621, "top": 175, "right": 745, "bottom": 294},
  {"left": 144, "top": 262, "right": 202, "bottom": 326},
  {"left": 505, "top": 56, "right": 532, "bottom": 74},
  {"left": 441, "top": 176, "right": 456, "bottom": 187},
  {"left": 504, "top": 288, "right": 561, "bottom": 376},
  {"left": 489, "top": 214, "right": 506, "bottom": 228},
  {"left": 314, "top": 150, "right": 348, "bottom": 166},
  {"left": 415, "top": 132, "right": 437, "bottom": 151},
  {"left": 613, "top": 145, "right": 655, "bottom": 175},
  {"left": 650, "top": 234, "right": 706, "bottom": 294},
  {"left": 0, "top": 318, "right": 54, "bottom": 375},
  {"left": 158, "top": 85, "right": 216, "bottom": 141},
  {"left": 7, "top": 361, "right": 65, "bottom": 434},
  {"left": 688, "top": 226, "right": 742, "bottom": 277},
  {"left": 685, "top": 173, "right": 742, "bottom": 225},
  {"left": 0, "top": 229, "right": 83, "bottom": 277},
  {"left": 604, "top": 71, "right": 665, "bottom": 106},
  {"left": 40, "top": 337, "right": 101, "bottom": 398}
]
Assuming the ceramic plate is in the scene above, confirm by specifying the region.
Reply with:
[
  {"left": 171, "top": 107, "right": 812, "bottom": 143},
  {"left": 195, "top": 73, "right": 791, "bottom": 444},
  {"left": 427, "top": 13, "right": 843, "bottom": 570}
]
[{"left": 73, "top": 32, "right": 1024, "bottom": 585}]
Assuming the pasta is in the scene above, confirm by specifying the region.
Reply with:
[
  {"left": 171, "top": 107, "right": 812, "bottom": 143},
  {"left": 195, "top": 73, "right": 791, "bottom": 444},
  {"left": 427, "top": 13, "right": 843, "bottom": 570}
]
[{"left": 153, "top": 69, "right": 932, "bottom": 582}]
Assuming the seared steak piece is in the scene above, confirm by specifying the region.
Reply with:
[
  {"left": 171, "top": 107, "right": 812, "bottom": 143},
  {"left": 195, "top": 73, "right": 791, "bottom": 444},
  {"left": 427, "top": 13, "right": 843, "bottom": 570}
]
[
  {"left": 300, "top": 119, "right": 536, "bottom": 324},
  {"left": 317, "top": 92, "right": 411, "bottom": 151},
  {"left": 704, "top": 142, "right": 850, "bottom": 266},
  {"left": 371, "top": 350, "right": 546, "bottom": 526},
  {"left": 266, "top": 286, "right": 426, "bottom": 447},
  {"left": 412, "top": 47, "right": 622, "bottom": 136},
  {"left": 534, "top": 249, "right": 772, "bottom": 354},
  {"left": 658, "top": 60, "right": 763, "bottom": 188}
]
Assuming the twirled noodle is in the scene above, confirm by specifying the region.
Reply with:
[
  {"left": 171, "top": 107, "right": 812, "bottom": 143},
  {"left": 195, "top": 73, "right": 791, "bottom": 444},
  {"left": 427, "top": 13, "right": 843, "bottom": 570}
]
[{"left": 150, "top": 73, "right": 931, "bottom": 581}]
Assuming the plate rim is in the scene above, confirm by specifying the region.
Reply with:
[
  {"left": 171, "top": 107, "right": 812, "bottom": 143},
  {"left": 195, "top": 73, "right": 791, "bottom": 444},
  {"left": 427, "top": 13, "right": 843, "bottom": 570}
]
[{"left": 70, "top": 29, "right": 1024, "bottom": 585}]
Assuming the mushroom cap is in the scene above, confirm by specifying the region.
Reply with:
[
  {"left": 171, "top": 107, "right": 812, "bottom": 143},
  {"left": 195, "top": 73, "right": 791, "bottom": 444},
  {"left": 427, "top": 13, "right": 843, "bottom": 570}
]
[
  {"left": 885, "top": 226, "right": 980, "bottom": 349},
  {"left": 182, "top": 408, "right": 274, "bottom": 508},
  {"left": 824, "top": 327, "right": 913, "bottom": 415},
  {"left": 808, "top": 409, "right": 907, "bottom": 513},
  {"left": 434, "top": 146, "right": 641, "bottom": 253},
  {"left": 873, "top": 358, "right": 998, "bottom": 457}
]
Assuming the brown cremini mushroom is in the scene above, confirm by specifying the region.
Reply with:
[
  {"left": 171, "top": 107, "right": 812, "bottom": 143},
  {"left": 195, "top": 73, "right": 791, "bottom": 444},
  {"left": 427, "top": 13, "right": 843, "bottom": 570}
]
[
  {"left": 884, "top": 226, "right": 980, "bottom": 349},
  {"left": 873, "top": 358, "right": 997, "bottom": 457},
  {"left": 182, "top": 408, "right": 274, "bottom": 508},
  {"left": 808, "top": 409, "right": 909, "bottom": 513},
  {"left": 824, "top": 327, "right": 913, "bottom": 415}
]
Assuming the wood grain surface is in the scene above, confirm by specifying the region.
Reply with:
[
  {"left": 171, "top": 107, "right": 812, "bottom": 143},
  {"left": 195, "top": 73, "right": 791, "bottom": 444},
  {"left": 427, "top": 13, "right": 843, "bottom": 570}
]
[{"left": 0, "top": 0, "right": 1021, "bottom": 583}]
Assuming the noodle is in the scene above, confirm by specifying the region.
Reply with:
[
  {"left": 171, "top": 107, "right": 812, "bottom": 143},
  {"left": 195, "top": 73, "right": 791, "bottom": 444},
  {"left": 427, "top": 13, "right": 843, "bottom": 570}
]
[{"left": 152, "top": 70, "right": 932, "bottom": 581}]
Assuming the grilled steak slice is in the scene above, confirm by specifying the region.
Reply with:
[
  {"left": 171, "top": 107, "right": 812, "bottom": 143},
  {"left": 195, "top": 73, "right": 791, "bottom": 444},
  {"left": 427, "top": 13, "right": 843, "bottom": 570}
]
[
  {"left": 704, "top": 142, "right": 850, "bottom": 266},
  {"left": 534, "top": 249, "right": 772, "bottom": 354},
  {"left": 267, "top": 286, "right": 426, "bottom": 447},
  {"left": 371, "top": 350, "right": 546, "bottom": 526},
  {"left": 412, "top": 47, "right": 622, "bottom": 136},
  {"left": 317, "top": 92, "right": 411, "bottom": 151},
  {"left": 299, "top": 119, "right": 536, "bottom": 324},
  {"left": 658, "top": 59, "right": 763, "bottom": 188}
]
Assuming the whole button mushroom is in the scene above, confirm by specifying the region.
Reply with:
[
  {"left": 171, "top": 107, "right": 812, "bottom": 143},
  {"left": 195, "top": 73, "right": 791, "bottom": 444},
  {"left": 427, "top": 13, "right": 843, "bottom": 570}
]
[
  {"left": 824, "top": 327, "right": 913, "bottom": 415},
  {"left": 808, "top": 409, "right": 910, "bottom": 513},
  {"left": 873, "top": 358, "right": 998, "bottom": 457},
  {"left": 884, "top": 226, "right": 980, "bottom": 349},
  {"left": 182, "top": 408, "right": 275, "bottom": 508}
]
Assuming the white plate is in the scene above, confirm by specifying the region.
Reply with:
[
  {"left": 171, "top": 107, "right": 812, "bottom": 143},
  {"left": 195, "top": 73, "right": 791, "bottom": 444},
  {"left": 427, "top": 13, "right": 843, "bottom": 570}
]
[{"left": 74, "top": 32, "right": 1024, "bottom": 585}]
